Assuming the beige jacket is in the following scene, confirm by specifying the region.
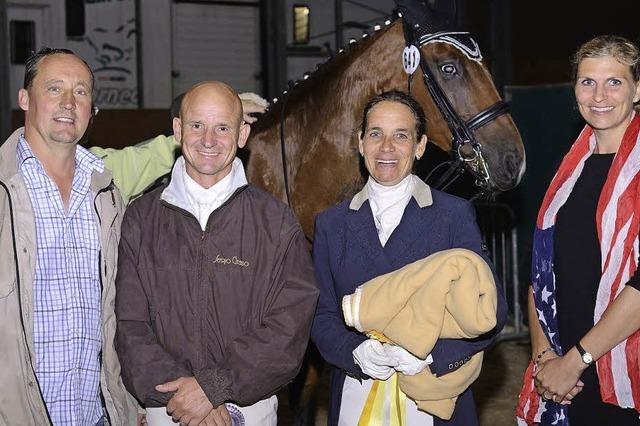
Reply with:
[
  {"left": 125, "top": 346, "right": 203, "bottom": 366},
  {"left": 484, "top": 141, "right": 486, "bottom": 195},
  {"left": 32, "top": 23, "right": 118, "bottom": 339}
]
[
  {"left": 0, "top": 128, "right": 137, "bottom": 425},
  {"left": 342, "top": 248, "right": 497, "bottom": 420}
]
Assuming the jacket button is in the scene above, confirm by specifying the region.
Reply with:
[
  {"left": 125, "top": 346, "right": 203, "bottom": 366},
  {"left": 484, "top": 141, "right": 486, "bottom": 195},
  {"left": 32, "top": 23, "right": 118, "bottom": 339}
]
[
  {"left": 28, "top": 381, "right": 34, "bottom": 387},
  {"left": 448, "top": 363, "right": 454, "bottom": 370}
]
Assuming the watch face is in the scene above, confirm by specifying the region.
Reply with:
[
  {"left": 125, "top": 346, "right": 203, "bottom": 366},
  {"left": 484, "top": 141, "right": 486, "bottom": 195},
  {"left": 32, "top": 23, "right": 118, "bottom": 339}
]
[{"left": 583, "top": 353, "right": 593, "bottom": 364}]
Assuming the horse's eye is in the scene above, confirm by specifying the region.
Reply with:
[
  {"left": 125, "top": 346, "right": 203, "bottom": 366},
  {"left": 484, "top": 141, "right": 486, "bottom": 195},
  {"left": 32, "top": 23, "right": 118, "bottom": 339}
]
[{"left": 440, "top": 63, "right": 457, "bottom": 75}]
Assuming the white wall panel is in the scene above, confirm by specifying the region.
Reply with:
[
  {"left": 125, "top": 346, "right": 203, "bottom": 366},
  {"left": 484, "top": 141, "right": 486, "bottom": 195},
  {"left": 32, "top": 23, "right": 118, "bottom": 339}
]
[{"left": 171, "top": 2, "right": 261, "bottom": 96}]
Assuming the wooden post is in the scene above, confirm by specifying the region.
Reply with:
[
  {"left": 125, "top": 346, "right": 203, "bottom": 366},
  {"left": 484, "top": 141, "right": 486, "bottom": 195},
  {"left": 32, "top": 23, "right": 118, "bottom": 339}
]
[{"left": 260, "top": 0, "right": 287, "bottom": 99}]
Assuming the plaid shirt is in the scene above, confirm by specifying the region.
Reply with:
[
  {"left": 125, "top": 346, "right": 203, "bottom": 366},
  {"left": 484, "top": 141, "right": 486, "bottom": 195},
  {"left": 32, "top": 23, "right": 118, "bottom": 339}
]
[{"left": 18, "top": 136, "right": 104, "bottom": 425}]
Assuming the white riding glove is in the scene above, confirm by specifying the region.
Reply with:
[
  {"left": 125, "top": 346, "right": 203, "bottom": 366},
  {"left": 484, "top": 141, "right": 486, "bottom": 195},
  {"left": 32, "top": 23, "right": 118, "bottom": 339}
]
[
  {"left": 353, "top": 339, "right": 396, "bottom": 380},
  {"left": 383, "top": 344, "right": 432, "bottom": 376}
]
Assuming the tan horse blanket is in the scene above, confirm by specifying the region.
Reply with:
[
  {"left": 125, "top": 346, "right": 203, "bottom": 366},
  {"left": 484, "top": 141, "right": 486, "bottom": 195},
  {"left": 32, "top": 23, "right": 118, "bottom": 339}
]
[{"left": 342, "top": 248, "right": 497, "bottom": 420}]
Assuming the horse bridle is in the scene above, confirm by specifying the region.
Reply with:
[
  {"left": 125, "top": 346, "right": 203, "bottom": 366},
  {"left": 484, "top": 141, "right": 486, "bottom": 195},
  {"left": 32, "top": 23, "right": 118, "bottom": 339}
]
[{"left": 402, "top": 22, "right": 510, "bottom": 193}]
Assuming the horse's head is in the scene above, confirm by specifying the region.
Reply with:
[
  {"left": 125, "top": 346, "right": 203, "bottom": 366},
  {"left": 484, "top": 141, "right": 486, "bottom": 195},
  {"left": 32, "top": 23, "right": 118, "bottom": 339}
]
[{"left": 396, "top": 0, "right": 525, "bottom": 192}]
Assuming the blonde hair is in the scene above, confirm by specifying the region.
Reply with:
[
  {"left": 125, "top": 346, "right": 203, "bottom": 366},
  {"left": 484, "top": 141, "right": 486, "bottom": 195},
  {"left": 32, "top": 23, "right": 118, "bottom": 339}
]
[{"left": 572, "top": 35, "right": 640, "bottom": 82}]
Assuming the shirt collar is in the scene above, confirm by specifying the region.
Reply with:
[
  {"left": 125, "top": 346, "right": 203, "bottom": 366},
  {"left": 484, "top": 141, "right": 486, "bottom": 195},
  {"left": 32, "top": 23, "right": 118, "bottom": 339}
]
[
  {"left": 161, "top": 156, "right": 248, "bottom": 210},
  {"left": 17, "top": 134, "right": 104, "bottom": 177},
  {"left": 349, "top": 174, "right": 433, "bottom": 211}
]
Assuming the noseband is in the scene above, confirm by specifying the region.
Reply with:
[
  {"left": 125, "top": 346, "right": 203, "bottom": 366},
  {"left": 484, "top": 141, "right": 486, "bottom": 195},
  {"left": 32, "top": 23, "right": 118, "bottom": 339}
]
[{"left": 402, "top": 23, "right": 510, "bottom": 193}]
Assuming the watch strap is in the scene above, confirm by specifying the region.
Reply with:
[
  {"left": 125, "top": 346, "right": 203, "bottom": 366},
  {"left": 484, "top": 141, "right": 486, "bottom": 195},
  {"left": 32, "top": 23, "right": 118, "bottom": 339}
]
[{"left": 576, "top": 341, "right": 593, "bottom": 365}]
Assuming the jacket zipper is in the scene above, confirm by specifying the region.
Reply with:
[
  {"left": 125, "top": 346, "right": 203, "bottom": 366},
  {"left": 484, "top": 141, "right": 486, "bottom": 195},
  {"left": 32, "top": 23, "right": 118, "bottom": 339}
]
[{"left": 159, "top": 184, "right": 249, "bottom": 368}]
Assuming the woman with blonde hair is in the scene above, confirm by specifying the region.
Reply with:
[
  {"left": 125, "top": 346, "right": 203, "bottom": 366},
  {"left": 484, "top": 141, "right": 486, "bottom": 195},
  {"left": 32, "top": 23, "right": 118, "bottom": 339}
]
[{"left": 517, "top": 35, "right": 640, "bottom": 425}]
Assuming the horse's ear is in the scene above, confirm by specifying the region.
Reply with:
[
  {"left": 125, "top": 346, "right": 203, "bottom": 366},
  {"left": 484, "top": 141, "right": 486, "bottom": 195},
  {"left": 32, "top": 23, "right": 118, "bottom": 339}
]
[
  {"left": 394, "top": 0, "right": 454, "bottom": 33},
  {"left": 432, "top": 0, "right": 457, "bottom": 29}
]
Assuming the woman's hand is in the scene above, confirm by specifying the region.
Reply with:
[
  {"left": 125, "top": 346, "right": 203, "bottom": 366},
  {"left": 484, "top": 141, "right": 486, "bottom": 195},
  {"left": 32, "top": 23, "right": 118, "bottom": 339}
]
[
  {"left": 352, "top": 339, "right": 396, "bottom": 380},
  {"left": 533, "top": 348, "right": 586, "bottom": 404}
]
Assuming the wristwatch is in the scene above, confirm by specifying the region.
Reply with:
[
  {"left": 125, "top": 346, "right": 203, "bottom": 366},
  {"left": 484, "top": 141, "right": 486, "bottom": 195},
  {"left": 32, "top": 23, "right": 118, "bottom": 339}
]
[{"left": 576, "top": 341, "right": 594, "bottom": 365}]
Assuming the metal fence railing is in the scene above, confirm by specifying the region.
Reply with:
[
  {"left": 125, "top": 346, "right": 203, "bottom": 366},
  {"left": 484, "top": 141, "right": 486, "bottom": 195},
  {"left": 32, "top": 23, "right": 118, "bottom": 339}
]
[{"left": 474, "top": 202, "right": 527, "bottom": 341}]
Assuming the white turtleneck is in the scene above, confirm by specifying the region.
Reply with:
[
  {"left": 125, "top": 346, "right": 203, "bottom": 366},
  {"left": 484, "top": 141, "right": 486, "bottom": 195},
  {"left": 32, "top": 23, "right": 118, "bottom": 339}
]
[
  {"left": 367, "top": 174, "right": 417, "bottom": 246},
  {"left": 161, "top": 156, "right": 248, "bottom": 230}
]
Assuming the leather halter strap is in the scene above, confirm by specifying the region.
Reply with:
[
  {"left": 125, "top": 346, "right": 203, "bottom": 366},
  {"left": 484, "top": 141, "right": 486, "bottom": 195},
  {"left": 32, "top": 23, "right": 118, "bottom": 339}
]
[{"left": 467, "top": 100, "right": 509, "bottom": 131}]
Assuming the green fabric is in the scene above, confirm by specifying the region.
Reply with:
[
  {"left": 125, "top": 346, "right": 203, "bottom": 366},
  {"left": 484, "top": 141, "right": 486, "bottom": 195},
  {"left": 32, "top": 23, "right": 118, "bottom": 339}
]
[{"left": 89, "top": 135, "right": 180, "bottom": 205}]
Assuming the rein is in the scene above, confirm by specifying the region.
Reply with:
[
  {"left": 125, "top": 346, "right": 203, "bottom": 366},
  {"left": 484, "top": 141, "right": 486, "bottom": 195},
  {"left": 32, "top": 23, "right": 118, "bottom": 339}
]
[
  {"left": 401, "top": 22, "right": 510, "bottom": 193},
  {"left": 279, "top": 86, "right": 293, "bottom": 206}
]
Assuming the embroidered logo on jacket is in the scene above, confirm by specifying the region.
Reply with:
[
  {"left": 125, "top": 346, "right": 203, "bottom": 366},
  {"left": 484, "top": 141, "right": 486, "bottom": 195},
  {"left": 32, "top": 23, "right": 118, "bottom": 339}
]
[{"left": 213, "top": 254, "right": 250, "bottom": 267}]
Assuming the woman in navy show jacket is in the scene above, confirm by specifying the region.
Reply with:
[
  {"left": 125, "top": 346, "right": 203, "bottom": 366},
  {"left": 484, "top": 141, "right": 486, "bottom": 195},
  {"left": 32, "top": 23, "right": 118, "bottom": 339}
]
[{"left": 310, "top": 90, "right": 507, "bottom": 425}]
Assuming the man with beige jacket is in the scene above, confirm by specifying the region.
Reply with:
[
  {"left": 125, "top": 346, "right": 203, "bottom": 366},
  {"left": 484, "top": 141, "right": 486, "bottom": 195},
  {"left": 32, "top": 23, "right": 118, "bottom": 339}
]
[{"left": 0, "top": 47, "right": 139, "bottom": 425}]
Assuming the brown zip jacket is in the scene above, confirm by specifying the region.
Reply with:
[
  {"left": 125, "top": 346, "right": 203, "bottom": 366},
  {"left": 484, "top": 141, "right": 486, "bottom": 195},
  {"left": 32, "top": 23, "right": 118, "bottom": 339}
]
[{"left": 115, "top": 183, "right": 319, "bottom": 408}]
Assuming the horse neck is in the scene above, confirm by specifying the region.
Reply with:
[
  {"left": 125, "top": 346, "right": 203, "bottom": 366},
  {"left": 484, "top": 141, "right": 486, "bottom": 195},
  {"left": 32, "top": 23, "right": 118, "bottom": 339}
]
[{"left": 246, "top": 22, "right": 409, "bottom": 203}]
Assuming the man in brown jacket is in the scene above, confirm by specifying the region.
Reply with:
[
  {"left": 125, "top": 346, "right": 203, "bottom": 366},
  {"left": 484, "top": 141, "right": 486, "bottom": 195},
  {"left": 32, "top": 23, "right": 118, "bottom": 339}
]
[{"left": 115, "top": 81, "right": 318, "bottom": 425}]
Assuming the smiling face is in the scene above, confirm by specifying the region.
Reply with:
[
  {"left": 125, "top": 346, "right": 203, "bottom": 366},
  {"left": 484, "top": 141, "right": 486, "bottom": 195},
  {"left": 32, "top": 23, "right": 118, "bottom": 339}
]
[
  {"left": 575, "top": 55, "right": 640, "bottom": 140},
  {"left": 173, "top": 82, "right": 250, "bottom": 189},
  {"left": 359, "top": 101, "right": 427, "bottom": 186},
  {"left": 18, "top": 53, "right": 93, "bottom": 148}
]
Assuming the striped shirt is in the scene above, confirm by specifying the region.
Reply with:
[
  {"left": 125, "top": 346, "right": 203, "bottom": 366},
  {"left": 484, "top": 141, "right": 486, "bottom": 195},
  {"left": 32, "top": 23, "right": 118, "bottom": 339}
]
[{"left": 18, "top": 136, "right": 105, "bottom": 425}]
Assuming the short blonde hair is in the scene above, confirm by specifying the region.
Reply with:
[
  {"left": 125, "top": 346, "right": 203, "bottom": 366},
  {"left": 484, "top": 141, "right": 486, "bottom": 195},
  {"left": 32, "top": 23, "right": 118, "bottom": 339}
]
[{"left": 572, "top": 35, "right": 640, "bottom": 82}]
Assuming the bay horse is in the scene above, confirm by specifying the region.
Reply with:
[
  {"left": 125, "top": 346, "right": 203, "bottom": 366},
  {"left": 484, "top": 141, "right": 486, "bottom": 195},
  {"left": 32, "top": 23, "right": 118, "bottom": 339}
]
[{"left": 246, "top": 0, "right": 525, "bottom": 239}]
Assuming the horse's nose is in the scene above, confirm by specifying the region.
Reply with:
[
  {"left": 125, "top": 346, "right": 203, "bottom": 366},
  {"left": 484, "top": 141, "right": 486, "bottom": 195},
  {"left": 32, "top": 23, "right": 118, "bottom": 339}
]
[{"left": 501, "top": 151, "right": 523, "bottom": 184}]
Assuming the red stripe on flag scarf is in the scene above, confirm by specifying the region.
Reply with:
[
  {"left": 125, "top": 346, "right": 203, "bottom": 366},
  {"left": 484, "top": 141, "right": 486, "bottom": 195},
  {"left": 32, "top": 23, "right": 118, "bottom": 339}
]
[
  {"left": 516, "top": 362, "right": 541, "bottom": 424},
  {"left": 536, "top": 126, "right": 593, "bottom": 229},
  {"left": 596, "top": 116, "right": 640, "bottom": 241},
  {"left": 599, "top": 185, "right": 638, "bottom": 286},
  {"left": 598, "top": 350, "right": 619, "bottom": 406}
]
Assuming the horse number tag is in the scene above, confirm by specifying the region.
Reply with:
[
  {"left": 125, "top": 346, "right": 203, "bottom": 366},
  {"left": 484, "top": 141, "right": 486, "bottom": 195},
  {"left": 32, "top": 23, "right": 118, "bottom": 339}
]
[{"left": 403, "top": 45, "right": 420, "bottom": 75}]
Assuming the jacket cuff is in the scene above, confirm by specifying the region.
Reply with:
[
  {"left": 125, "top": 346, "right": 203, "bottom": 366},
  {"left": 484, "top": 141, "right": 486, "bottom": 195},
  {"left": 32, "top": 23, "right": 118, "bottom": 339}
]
[
  {"left": 194, "top": 368, "right": 232, "bottom": 407},
  {"left": 343, "top": 334, "right": 369, "bottom": 379},
  {"left": 429, "top": 338, "right": 477, "bottom": 376}
]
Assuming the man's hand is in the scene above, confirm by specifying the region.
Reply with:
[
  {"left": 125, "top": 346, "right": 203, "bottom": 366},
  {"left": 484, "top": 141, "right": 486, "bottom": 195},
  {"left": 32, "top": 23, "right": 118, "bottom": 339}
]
[
  {"left": 155, "top": 376, "right": 213, "bottom": 425},
  {"left": 533, "top": 348, "right": 586, "bottom": 404},
  {"left": 239, "top": 92, "right": 268, "bottom": 124},
  {"left": 202, "top": 404, "right": 232, "bottom": 426}
]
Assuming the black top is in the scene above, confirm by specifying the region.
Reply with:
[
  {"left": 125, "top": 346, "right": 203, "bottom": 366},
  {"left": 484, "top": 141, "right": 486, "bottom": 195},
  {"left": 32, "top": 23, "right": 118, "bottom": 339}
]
[{"left": 554, "top": 153, "right": 640, "bottom": 424}]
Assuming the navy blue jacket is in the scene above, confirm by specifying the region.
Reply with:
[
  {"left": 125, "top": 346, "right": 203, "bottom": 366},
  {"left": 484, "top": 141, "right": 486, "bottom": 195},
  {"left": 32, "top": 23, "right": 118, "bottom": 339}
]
[{"left": 310, "top": 183, "right": 507, "bottom": 425}]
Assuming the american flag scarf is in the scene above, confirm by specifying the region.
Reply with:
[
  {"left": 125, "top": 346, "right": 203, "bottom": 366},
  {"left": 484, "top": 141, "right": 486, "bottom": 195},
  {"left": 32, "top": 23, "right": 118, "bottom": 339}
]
[{"left": 516, "top": 113, "right": 640, "bottom": 425}]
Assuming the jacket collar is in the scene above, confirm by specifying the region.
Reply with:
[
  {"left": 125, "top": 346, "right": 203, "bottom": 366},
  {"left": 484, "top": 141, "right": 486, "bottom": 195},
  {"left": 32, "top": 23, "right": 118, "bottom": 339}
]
[
  {"left": 0, "top": 128, "right": 24, "bottom": 182},
  {"left": 349, "top": 174, "right": 433, "bottom": 211},
  {"left": 346, "top": 175, "right": 436, "bottom": 269},
  {"left": 1, "top": 127, "right": 114, "bottom": 192},
  {"left": 161, "top": 156, "right": 247, "bottom": 213}
]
